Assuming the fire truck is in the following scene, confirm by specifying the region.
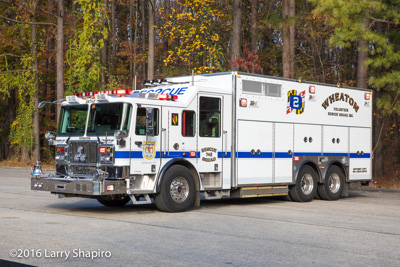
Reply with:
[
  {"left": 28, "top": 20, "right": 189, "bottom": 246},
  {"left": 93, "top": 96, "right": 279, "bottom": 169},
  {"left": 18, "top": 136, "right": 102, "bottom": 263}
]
[{"left": 31, "top": 72, "right": 372, "bottom": 212}]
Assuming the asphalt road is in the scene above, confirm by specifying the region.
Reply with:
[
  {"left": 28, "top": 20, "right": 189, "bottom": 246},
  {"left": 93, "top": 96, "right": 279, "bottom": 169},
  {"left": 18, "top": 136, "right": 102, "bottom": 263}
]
[{"left": 0, "top": 167, "right": 400, "bottom": 267}]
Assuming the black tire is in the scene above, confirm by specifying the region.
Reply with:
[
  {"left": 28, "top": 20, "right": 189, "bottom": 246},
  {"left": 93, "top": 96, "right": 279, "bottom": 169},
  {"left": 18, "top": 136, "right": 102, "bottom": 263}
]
[
  {"left": 318, "top": 165, "right": 344, "bottom": 201},
  {"left": 97, "top": 195, "right": 131, "bottom": 207},
  {"left": 154, "top": 165, "right": 196, "bottom": 212},
  {"left": 289, "top": 165, "right": 318, "bottom": 202}
]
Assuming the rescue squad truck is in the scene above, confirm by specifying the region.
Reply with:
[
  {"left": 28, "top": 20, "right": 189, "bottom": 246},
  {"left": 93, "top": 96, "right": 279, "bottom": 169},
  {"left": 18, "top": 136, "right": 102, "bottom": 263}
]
[{"left": 31, "top": 72, "right": 372, "bottom": 212}]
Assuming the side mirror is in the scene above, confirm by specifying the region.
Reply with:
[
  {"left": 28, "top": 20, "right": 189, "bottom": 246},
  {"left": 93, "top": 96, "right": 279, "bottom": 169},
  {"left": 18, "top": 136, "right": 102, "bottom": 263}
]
[
  {"left": 114, "top": 130, "right": 127, "bottom": 146},
  {"left": 146, "top": 108, "right": 155, "bottom": 137},
  {"left": 38, "top": 101, "right": 46, "bottom": 109},
  {"left": 45, "top": 131, "right": 57, "bottom": 146}
]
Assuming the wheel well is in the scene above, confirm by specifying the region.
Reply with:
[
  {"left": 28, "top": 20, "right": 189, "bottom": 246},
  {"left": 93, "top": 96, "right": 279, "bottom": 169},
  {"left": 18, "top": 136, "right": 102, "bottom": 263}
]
[
  {"left": 156, "top": 159, "right": 201, "bottom": 206},
  {"left": 322, "top": 162, "right": 347, "bottom": 183}
]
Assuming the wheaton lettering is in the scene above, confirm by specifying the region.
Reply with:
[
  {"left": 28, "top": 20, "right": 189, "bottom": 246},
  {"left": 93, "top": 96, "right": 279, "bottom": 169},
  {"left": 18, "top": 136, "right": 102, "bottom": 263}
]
[{"left": 321, "top": 93, "right": 359, "bottom": 112}]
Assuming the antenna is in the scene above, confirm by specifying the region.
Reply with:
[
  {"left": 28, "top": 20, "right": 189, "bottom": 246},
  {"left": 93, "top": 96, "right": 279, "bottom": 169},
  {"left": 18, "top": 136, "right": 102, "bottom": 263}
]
[{"left": 192, "top": 70, "right": 194, "bottom": 86}]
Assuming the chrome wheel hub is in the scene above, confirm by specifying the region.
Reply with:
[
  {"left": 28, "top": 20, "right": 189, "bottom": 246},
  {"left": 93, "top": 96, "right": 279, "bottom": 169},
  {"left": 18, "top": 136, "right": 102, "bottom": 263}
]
[
  {"left": 170, "top": 177, "right": 189, "bottom": 203},
  {"left": 328, "top": 173, "right": 341, "bottom": 194},
  {"left": 301, "top": 173, "right": 314, "bottom": 195}
]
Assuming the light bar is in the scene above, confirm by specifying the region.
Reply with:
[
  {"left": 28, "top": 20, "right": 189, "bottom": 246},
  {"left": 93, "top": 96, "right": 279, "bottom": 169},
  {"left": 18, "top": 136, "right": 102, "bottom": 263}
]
[{"left": 70, "top": 90, "right": 177, "bottom": 101}]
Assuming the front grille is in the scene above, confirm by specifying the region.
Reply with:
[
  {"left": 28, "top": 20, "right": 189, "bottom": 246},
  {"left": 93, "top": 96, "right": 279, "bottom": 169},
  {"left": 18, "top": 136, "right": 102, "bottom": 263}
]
[
  {"left": 69, "top": 142, "right": 98, "bottom": 163},
  {"left": 70, "top": 165, "right": 96, "bottom": 175}
]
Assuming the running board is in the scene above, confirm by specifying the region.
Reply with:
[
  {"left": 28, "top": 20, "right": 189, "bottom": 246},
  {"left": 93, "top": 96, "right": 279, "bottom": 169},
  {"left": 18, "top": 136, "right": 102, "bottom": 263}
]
[
  {"left": 202, "top": 190, "right": 230, "bottom": 200},
  {"left": 231, "top": 186, "right": 288, "bottom": 198},
  {"left": 129, "top": 194, "right": 152, "bottom": 205}
]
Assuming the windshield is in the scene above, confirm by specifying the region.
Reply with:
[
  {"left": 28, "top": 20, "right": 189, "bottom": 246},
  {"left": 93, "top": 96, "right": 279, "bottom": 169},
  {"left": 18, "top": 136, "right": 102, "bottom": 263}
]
[
  {"left": 58, "top": 103, "right": 132, "bottom": 137},
  {"left": 58, "top": 105, "right": 88, "bottom": 136},
  {"left": 87, "top": 103, "right": 132, "bottom": 136}
]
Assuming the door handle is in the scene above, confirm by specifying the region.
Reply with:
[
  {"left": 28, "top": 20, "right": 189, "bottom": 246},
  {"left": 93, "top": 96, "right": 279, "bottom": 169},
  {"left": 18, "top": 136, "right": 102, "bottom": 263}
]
[
  {"left": 223, "top": 130, "right": 228, "bottom": 157},
  {"left": 134, "top": 141, "right": 142, "bottom": 147}
]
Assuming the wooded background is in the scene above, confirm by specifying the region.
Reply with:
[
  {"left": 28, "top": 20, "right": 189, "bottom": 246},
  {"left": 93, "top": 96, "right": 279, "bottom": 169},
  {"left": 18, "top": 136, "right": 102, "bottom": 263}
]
[{"left": 1, "top": 0, "right": 399, "bottom": 179}]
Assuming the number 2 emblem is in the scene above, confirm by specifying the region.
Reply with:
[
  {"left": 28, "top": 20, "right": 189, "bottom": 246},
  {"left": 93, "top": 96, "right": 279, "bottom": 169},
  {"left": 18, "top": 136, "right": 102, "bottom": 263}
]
[{"left": 290, "top": 95, "right": 302, "bottom": 109}]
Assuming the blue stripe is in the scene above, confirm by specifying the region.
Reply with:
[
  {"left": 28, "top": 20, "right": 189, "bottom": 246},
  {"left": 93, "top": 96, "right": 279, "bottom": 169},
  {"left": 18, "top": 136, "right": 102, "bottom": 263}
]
[
  {"left": 218, "top": 152, "right": 231, "bottom": 158},
  {"left": 237, "top": 152, "right": 273, "bottom": 158},
  {"left": 350, "top": 153, "right": 371, "bottom": 158},
  {"left": 116, "top": 151, "right": 370, "bottom": 159}
]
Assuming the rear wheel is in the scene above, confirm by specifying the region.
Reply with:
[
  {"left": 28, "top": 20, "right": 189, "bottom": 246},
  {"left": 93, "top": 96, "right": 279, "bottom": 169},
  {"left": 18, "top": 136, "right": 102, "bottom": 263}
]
[
  {"left": 154, "top": 165, "right": 196, "bottom": 212},
  {"left": 97, "top": 195, "right": 131, "bottom": 207},
  {"left": 318, "top": 165, "right": 344, "bottom": 200},
  {"left": 290, "top": 165, "right": 318, "bottom": 202}
]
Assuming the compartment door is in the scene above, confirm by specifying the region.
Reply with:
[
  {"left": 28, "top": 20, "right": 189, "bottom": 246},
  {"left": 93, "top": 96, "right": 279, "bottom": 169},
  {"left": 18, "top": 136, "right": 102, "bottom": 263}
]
[
  {"left": 323, "top": 126, "right": 349, "bottom": 156},
  {"left": 349, "top": 127, "right": 372, "bottom": 180},
  {"left": 237, "top": 120, "right": 273, "bottom": 185},
  {"left": 274, "top": 123, "right": 293, "bottom": 183}
]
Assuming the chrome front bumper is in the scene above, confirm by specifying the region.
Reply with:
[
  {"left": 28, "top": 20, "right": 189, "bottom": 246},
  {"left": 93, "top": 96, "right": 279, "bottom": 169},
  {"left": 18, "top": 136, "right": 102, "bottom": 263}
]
[{"left": 31, "top": 176, "right": 127, "bottom": 196}]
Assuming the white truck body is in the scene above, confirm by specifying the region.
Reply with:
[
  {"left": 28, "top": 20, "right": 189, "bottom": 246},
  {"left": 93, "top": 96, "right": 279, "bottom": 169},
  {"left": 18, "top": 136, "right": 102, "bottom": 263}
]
[{"left": 31, "top": 72, "right": 372, "bottom": 211}]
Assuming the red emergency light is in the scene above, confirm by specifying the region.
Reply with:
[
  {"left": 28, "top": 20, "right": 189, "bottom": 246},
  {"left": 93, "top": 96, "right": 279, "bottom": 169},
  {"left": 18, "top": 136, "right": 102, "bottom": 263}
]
[
  {"left": 309, "top": 86, "right": 316, "bottom": 94},
  {"left": 239, "top": 98, "right": 247, "bottom": 107}
]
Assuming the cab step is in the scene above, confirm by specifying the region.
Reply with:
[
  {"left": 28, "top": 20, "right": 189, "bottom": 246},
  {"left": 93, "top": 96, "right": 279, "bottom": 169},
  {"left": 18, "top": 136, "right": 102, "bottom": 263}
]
[{"left": 231, "top": 186, "right": 288, "bottom": 198}]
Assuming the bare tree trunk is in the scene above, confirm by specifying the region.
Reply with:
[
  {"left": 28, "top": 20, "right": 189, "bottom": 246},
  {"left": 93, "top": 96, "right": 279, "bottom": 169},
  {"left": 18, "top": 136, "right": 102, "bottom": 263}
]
[
  {"left": 373, "top": 89, "right": 384, "bottom": 177},
  {"left": 141, "top": 0, "right": 146, "bottom": 80},
  {"left": 357, "top": 18, "right": 369, "bottom": 89},
  {"left": 130, "top": 0, "right": 134, "bottom": 87},
  {"left": 372, "top": 21, "right": 383, "bottom": 177},
  {"left": 31, "top": 15, "right": 40, "bottom": 162},
  {"left": 282, "top": 0, "right": 295, "bottom": 78},
  {"left": 7, "top": 89, "right": 16, "bottom": 158},
  {"left": 163, "top": 0, "right": 170, "bottom": 64},
  {"left": 282, "top": 0, "right": 289, "bottom": 78},
  {"left": 230, "top": 0, "right": 242, "bottom": 70},
  {"left": 109, "top": 0, "right": 116, "bottom": 72},
  {"left": 56, "top": 0, "right": 64, "bottom": 126},
  {"left": 250, "top": 0, "right": 257, "bottom": 54},
  {"left": 100, "top": 0, "right": 108, "bottom": 87},
  {"left": 289, "top": 0, "right": 295, "bottom": 78},
  {"left": 147, "top": 0, "right": 155, "bottom": 80},
  {"left": 133, "top": 0, "right": 138, "bottom": 89}
]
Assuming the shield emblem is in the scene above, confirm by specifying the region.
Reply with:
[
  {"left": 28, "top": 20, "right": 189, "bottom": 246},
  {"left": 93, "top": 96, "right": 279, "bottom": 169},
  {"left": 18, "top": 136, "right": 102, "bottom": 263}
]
[{"left": 143, "top": 141, "right": 156, "bottom": 160}]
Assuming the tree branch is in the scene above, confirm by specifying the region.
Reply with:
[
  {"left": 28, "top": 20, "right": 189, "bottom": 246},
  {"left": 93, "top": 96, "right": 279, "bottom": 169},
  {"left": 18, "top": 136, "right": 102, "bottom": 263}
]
[
  {"left": 0, "top": 53, "right": 22, "bottom": 58},
  {"left": 0, "top": 15, "right": 56, "bottom": 27},
  {"left": 369, "top": 16, "right": 398, "bottom": 25},
  {"left": 0, "top": 70, "right": 29, "bottom": 74}
]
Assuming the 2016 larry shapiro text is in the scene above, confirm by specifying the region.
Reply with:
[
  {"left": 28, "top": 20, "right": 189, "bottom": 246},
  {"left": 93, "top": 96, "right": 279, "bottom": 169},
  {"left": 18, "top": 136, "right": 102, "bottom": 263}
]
[{"left": 10, "top": 248, "right": 112, "bottom": 260}]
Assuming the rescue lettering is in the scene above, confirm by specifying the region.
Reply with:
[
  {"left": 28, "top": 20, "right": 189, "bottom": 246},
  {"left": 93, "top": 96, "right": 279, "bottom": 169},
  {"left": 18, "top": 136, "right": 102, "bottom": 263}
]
[
  {"left": 322, "top": 93, "right": 359, "bottom": 112},
  {"left": 201, "top": 147, "right": 217, "bottom": 153},
  {"left": 201, "top": 147, "right": 217, "bottom": 162}
]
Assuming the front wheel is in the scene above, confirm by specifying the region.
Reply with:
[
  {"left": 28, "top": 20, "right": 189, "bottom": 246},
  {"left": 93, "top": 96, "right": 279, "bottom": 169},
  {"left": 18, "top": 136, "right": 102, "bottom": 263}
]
[
  {"left": 154, "top": 165, "right": 196, "bottom": 212},
  {"left": 318, "top": 165, "right": 344, "bottom": 200},
  {"left": 289, "top": 165, "right": 318, "bottom": 202}
]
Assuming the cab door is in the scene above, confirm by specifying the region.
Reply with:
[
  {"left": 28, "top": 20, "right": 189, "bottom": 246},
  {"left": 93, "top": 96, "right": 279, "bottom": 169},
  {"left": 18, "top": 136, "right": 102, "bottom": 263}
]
[
  {"left": 130, "top": 105, "right": 162, "bottom": 175},
  {"left": 197, "top": 95, "right": 224, "bottom": 188}
]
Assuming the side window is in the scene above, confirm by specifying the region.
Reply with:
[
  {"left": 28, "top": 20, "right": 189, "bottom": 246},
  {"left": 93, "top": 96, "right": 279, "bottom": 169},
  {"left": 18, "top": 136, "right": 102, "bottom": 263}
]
[
  {"left": 199, "top": 97, "right": 221, "bottom": 137},
  {"left": 135, "top": 107, "right": 159, "bottom": 136},
  {"left": 182, "top": 110, "right": 196, "bottom": 137}
]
